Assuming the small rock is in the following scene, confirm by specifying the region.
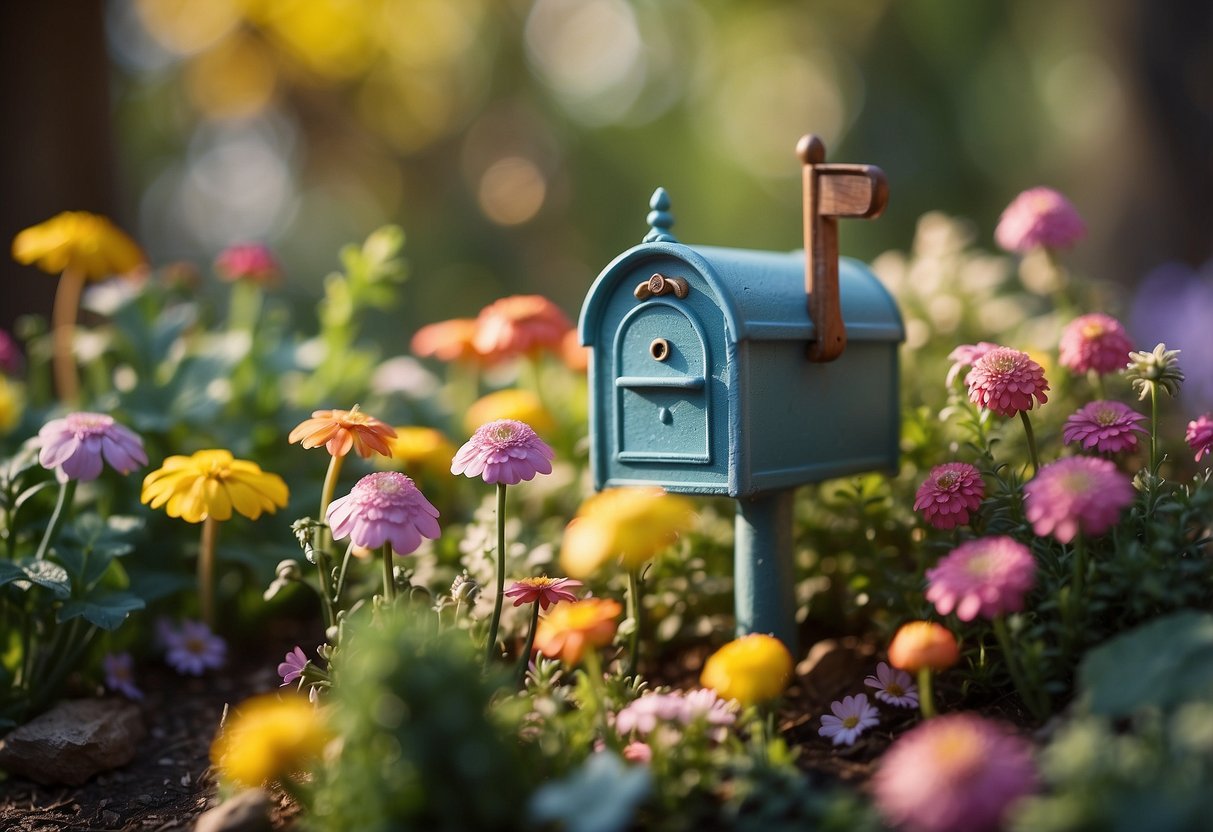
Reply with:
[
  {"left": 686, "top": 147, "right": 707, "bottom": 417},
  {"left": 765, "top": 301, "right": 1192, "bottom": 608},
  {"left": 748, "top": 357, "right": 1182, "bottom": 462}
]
[
  {"left": 101, "top": 810, "right": 121, "bottom": 825},
  {"left": 194, "top": 789, "right": 272, "bottom": 832},
  {"left": 796, "top": 637, "right": 877, "bottom": 703},
  {"left": 0, "top": 698, "right": 145, "bottom": 785}
]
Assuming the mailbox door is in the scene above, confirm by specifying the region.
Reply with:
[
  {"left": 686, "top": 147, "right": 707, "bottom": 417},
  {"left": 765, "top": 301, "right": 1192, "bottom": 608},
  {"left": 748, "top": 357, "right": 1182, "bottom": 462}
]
[{"left": 613, "top": 300, "right": 711, "bottom": 463}]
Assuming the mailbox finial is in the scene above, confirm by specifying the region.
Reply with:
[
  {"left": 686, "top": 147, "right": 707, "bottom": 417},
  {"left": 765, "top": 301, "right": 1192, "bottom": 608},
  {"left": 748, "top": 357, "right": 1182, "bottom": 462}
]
[
  {"left": 798, "top": 135, "right": 888, "bottom": 362},
  {"left": 643, "top": 187, "right": 679, "bottom": 243}
]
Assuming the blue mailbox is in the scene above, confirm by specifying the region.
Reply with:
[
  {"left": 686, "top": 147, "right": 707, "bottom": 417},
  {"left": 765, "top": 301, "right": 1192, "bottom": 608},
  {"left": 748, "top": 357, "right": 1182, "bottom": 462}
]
[{"left": 578, "top": 136, "right": 904, "bottom": 649}]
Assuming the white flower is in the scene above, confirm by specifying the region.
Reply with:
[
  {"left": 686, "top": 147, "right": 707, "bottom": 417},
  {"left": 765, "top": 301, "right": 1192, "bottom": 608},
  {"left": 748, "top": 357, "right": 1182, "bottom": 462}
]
[
  {"left": 818, "top": 693, "right": 880, "bottom": 746},
  {"left": 864, "top": 661, "right": 920, "bottom": 708}
]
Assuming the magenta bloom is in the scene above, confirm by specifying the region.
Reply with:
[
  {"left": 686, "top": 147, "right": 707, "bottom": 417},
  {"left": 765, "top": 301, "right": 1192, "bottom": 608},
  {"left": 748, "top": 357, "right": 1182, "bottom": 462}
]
[
  {"left": 0, "top": 328, "right": 23, "bottom": 376},
  {"left": 818, "top": 693, "right": 880, "bottom": 747},
  {"left": 326, "top": 471, "right": 441, "bottom": 555},
  {"left": 873, "top": 713, "right": 1037, "bottom": 832},
  {"left": 102, "top": 652, "right": 143, "bottom": 701},
  {"left": 926, "top": 536, "right": 1037, "bottom": 622},
  {"left": 615, "top": 689, "right": 736, "bottom": 737},
  {"left": 863, "top": 662, "right": 918, "bottom": 708},
  {"left": 162, "top": 619, "right": 226, "bottom": 676},
  {"left": 1024, "top": 456, "right": 1135, "bottom": 543},
  {"left": 278, "top": 646, "right": 308, "bottom": 686},
  {"left": 1059, "top": 313, "right": 1134, "bottom": 376},
  {"left": 1188, "top": 414, "right": 1213, "bottom": 462},
  {"left": 1062, "top": 401, "right": 1147, "bottom": 454},
  {"left": 214, "top": 242, "right": 280, "bottom": 284},
  {"left": 945, "top": 341, "right": 1000, "bottom": 386},
  {"left": 966, "top": 347, "right": 1050, "bottom": 417},
  {"left": 451, "top": 419, "right": 554, "bottom": 485},
  {"left": 503, "top": 576, "right": 582, "bottom": 610},
  {"left": 994, "top": 187, "right": 1086, "bottom": 253},
  {"left": 37, "top": 412, "right": 147, "bottom": 483},
  {"left": 914, "top": 462, "right": 985, "bottom": 530}
]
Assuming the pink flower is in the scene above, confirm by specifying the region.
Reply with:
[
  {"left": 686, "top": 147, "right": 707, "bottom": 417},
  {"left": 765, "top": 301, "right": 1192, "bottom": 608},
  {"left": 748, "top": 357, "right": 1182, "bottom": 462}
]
[
  {"left": 994, "top": 187, "right": 1086, "bottom": 253},
  {"left": 622, "top": 741, "right": 652, "bottom": 764},
  {"left": 614, "top": 689, "right": 736, "bottom": 738},
  {"left": 503, "top": 576, "right": 582, "bottom": 610},
  {"left": 214, "top": 243, "right": 280, "bottom": 284},
  {"left": 873, "top": 713, "right": 1037, "bottom": 832},
  {"left": 914, "top": 462, "right": 985, "bottom": 530},
  {"left": 326, "top": 471, "right": 441, "bottom": 555},
  {"left": 966, "top": 347, "right": 1050, "bottom": 417},
  {"left": 863, "top": 662, "right": 918, "bottom": 708},
  {"left": 162, "top": 619, "right": 226, "bottom": 676},
  {"left": 1059, "top": 314, "right": 1134, "bottom": 376},
  {"left": 1062, "top": 401, "right": 1147, "bottom": 454},
  {"left": 926, "top": 536, "right": 1037, "bottom": 622},
  {"left": 472, "top": 295, "right": 572, "bottom": 361},
  {"left": 0, "top": 328, "right": 23, "bottom": 376},
  {"left": 945, "top": 342, "right": 1000, "bottom": 386},
  {"left": 1187, "top": 414, "right": 1213, "bottom": 462},
  {"left": 102, "top": 652, "right": 142, "bottom": 700},
  {"left": 278, "top": 646, "right": 308, "bottom": 686},
  {"left": 818, "top": 693, "right": 880, "bottom": 746},
  {"left": 677, "top": 688, "right": 738, "bottom": 728},
  {"left": 38, "top": 412, "right": 147, "bottom": 483},
  {"left": 1024, "top": 456, "right": 1135, "bottom": 543},
  {"left": 451, "top": 419, "right": 554, "bottom": 485}
]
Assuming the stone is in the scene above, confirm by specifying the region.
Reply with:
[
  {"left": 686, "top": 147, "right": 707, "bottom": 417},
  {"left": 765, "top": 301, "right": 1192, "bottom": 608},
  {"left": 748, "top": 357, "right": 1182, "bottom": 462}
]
[
  {"left": 0, "top": 698, "right": 145, "bottom": 785},
  {"left": 193, "top": 789, "right": 273, "bottom": 832},
  {"left": 796, "top": 637, "right": 877, "bottom": 704}
]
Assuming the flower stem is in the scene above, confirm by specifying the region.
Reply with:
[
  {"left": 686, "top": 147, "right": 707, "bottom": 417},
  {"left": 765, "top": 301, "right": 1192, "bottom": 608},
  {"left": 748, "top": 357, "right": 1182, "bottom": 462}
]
[
  {"left": 1149, "top": 383, "right": 1159, "bottom": 474},
  {"left": 993, "top": 616, "right": 1048, "bottom": 722},
  {"left": 485, "top": 482, "right": 508, "bottom": 665},
  {"left": 581, "top": 648, "right": 610, "bottom": 739},
  {"left": 1070, "top": 533, "right": 1087, "bottom": 619},
  {"left": 517, "top": 601, "right": 540, "bottom": 687},
  {"left": 199, "top": 516, "right": 218, "bottom": 627},
  {"left": 625, "top": 567, "right": 643, "bottom": 678},
  {"left": 312, "top": 455, "right": 345, "bottom": 632},
  {"left": 1019, "top": 410, "right": 1040, "bottom": 478},
  {"left": 1089, "top": 370, "right": 1106, "bottom": 402},
  {"left": 34, "top": 479, "right": 77, "bottom": 561},
  {"left": 380, "top": 543, "right": 396, "bottom": 604},
  {"left": 917, "top": 668, "right": 936, "bottom": 719},
  {"left": 51, "top": 267, "right": 85, "bottom": 405}
]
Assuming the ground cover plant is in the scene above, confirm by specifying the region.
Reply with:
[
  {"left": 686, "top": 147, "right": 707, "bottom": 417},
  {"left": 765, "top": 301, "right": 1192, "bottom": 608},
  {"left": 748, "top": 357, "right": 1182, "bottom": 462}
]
[{"left": 0, "top": 186, "right": 1210, "bottom": 832}]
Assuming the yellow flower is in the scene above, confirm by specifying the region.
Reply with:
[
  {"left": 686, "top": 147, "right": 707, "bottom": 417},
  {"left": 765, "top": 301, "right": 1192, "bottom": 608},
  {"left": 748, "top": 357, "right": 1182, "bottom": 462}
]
[
  {"left": 211, "top": 694, "right": 331, "bottom": 787},
  {"left": 378, "top": 426, "right": 457, "bottom": 477},
  {"left": 464, "top": 388, "right": 554, "bottom": 436},
  {"left": 559, "top": 487, "right": 696, "bottom": 579},
  {"left": 533, "top": 598, "right": 622, "bottom": 666},
  {"left": 12, "top": 211, "right": 145, "bottom": 280},
  {"left": 141, "top": 449, "right": 289, "bottom": 523},
  {"left": 700, "top": 634, "right": 794, "bottom": 708},
  {"left": 0, "top": 377, "right": 23, "bottom": 435}
]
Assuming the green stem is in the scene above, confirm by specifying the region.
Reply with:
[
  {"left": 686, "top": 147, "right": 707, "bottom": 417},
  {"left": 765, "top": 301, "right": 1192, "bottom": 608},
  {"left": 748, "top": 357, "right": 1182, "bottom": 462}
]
[
  {"left": 917, "top": 668, "right": 936, "bottom": 719},
  {"left": 199, "top": 516, "right": 218, "bottom": 627},
  {"left": 333, "top": 542, "right": 354, "bottom": 604},
  {"left": 1019, "top": 410, "right": 1040, "bottom": 478},
  {"left": 993, "top": 616, "right": 1048, "bottom": 722},
  {"left": 1150, "top": 383, "right": 1159, "bottom": 474},
  {"left": 1070, "top": 533, "right": 1087, "bottom": 621},
  {"left": 626, "top": 568, "right": 643, "bottom": 678},
  {"left": 1089, "top": 370, "right": 1106, "bottom": 402},
  {"left": 380, "top": 543, "right": 396, "bottom": 604},
  {"left": 34, "top": 479, "right": 77, "bottom": 561},
  {"left": 581, "top": 648, "right": 609, "bottom": 738},
  {"left": 312, "top": 455, "right": 346, "bottom": 632},
  {"left": 485, "top": 482, "right": 508, "bottom": 665},
  {"left": 517, "top": 601, "right": 540, "bottom": 686}
]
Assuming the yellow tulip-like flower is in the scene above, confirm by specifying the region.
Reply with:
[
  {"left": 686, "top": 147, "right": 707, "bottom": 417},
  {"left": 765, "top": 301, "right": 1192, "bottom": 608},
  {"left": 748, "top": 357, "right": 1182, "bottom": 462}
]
[
  {"left": 141, "top": 449, "right": 289, "bottom": 524},
  {"left": 700, "top": 634, "right": 794, "bottom": 708},
  {"left": 0, "top": 376, "right": 23, "bottom": 435},
  {"left": 464, "top": 388, "right": 554, "bottom": 436},
  {"left": 378, "top": 425, "right": 458, "bottom": 477},
  {"left": 559, "top": 486, "right": 696, "bottom": 579},
  {"left": 12, "top": 211, "right": 144, "bottom": 280},
  {"left": 211, "top": 694, "right": 331, "bottom": 787}
]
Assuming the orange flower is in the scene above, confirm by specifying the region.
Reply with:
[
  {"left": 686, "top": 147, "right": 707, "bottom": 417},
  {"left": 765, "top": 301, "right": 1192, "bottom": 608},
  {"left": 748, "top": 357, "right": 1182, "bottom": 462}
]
[
  {"left": 12, "top": 211, "right": 145, "bottom": 280},
  {"left": 473, "top": 295, "right": 572, "bottom": 361},
  {"left": 887, "top": 621, "right": 960, "bottom": 672},
  {"left": 560, "top": 329, "right": 590, "bottom": 373},
  {"left": 533, "top": 598, "right": 622, "bottom": 666},
  {"left": 411, "top": 318, "right": 480, "bottom": 363},
  {"left": 288, "top": 406, "right": 396, "bottom": 459},
  {"left": 700, "top": 634, "right": 793, "bottom": 708}
]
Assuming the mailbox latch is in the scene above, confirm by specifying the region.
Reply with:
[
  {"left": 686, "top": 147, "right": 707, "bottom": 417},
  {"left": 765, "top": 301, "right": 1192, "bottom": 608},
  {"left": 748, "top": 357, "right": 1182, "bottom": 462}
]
[{"left": 634, "top": 272, "right": 689, "bottom": 301}]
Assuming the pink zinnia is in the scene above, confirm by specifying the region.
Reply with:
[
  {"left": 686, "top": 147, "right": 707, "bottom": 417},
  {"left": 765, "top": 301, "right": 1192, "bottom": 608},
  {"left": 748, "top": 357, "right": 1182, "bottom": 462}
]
[
  {"left": 994, "top": 187, "right": 1086, "bottom": 253},
  {"left": 914, "top": 462, "right": 985, "bottom": 530},
  {"left": 966, "top": 347, "right": 1049, "bottom": 417},
  {"left": 38, "top": 412, "right": 147, "bottom": 483},
  {"left": 451, "top": 419, "right": 554, "bottom": 485},
  {"left": 163, "top": 619, "right": 227, "bottom": 676},
  {"left": 622, "top": 741, "right": 652, "bottom": 764},
  {"left": 945, "top": 341, "right": 1000, "bottom": 386},
  {"left": 1188, "top": 414, "right": 1213, "bottom": 462},
  {"left": 1024, "top": 456, "right": 1135, "bottom": 543},
  {"left": 873, "top": 713, "right": 1037, "bottom": 832},
  {"left": 1059, "top": 314, "right": 1134, "bottom": 376},
  {"left": 818, "top": 693, "right": 880, "bottom": 747},
  {"left": 503, "top": 576, "right": 582, "bottom": 610},
  {"left": 926, "top": 536, "right": 1036, "bottom": 621},
  {"left": 472, "top": 295, "right": 572, "bottom": 361},
  {"left": 1062, "top": 401, "right": 1147, "bottom": 454},
  {"left": 326, "top": 471, "right": 441, "bottom": 555},
  {"left": 278, "top": 646, "right": 308, "bottom": 686},
  {"left": 214, "top": 242, "right": 280, "bottom": 284}
]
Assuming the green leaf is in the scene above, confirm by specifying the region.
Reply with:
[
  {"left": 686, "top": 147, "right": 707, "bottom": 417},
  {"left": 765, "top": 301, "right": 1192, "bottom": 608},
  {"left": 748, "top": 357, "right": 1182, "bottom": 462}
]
[
  {"left": 18, "top": 560, "right": 71, "bottom": 599},
  {"left": 1079, "top": 610, "right": 1213, "bottom": 716},
  {"left": 0, "top": 560, "right": 26, "bottom": 587},
  {"left": 57, "top": 592, "right": 145, "bottom": 630}
]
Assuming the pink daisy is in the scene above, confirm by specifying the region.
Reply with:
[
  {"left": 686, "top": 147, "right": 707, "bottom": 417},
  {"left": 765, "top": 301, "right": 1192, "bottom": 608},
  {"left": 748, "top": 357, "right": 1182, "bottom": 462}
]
[
  {"left": 615, "top": 692, "right": 687, "bottom": 736},
  {"left": 863, "top": 662, "right": 919, "bottom": 708},
  {"left": 162, "top": 619, "right": 227, "bottom": 676},
  {"left": 102, "top": 652, "right": 143, "bottom": 701},
  {"left": 326, "top": 471, "right": 441, "bottom": 555},
  {"left": 214, "top": 242, "right": 281, "bottom": 284},
  {"left": 1024, "top": 456, "right": 1135, "bottom": 543},
  {"left": 913, "top": 462, "right": 985, "bottom": 530},
  {"left": 278, "top": 646, "right": 308, "bottom": 686},
  {"left": 818, "top": 693, "right": 880, "bottom": 746},
  {"left": 873, "top": 713, "right": 1037, "bottom": 832},
  {"left": 1187, "top": 414, "right": 1213, "bottom": 463},
  {"left": 503, "top": 576, "right": 582, "bottom": 610},
  {"left": 37, "top": 412, "right": 147, "bottom": 483},
  {"left": 966, "top": 347, "right": 1050, "bottom": 417},
  {"left": 926, "top": 536, "right": 1037, "bottom": 622},
  {"left": 994, "top": 187, "right": 1086, "bottom": 253},
  {"left": 451, "top": 419, "right": 554, "bottom": 485},
  {"left": 1059, "top": 313, "right": 1134, "bottom": 376},
  {"left": 1062, "top": 401, "right": 1147, "bottom": 454},
  {"left": 945, "top": 342, "right": 1000, "bottom": 386}
]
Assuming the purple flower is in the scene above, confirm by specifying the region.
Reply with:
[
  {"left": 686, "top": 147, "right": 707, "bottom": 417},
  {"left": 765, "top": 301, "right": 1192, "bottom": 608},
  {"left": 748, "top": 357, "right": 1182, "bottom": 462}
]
[
  {"left": 994, "top": 187, "right": 1086, "bottom": 253},
  {"left": 326, "top": 471, "right": 440, "bottom": 555},
  {"left": 1024, "top": 456, "right": 1135, "bottom": 543},
  {"left": 926, "top": 536, "right": 1037, "bottom": 622},
  {"left": 1059, "top": 314, "right": 1134, "bottom": 376},
  {"left": 0, "top": 329, "right": 23, "bottom": 376},
  {"left": 38, "top": 412, "right": 147, "bottom": 483},
  {"left": 1062, "top": 401, "right": 1147, "bottom": 454},
  {"left": 162, "top": 619, "right": 226, "bottom": 676},
  {"left": 1188, "top": 413, "right": 1213, "bottom": 462},
  {"left": 451, "top": 419, "right": 554, "bottom": 485},
  {"left": 818, "top": 693, "right": 880, "bottom": 746},
  {"left": 102, "top": 652, "right": 143, "bottom": 700},
  {"left": 913, "top": 462, "right": 985, "bottom": 530},
  {"left": 278, "top": 646, "right": 308, "bottom": 686},
  {"left": 873, "top": 713, "right": 1037, "bottom": 832},
  {"left": 1129, "top": 261, "right": 1213, "bottom": 409},
  {"left": 863, "top": 662, "right": 918, "bottom": 708}
]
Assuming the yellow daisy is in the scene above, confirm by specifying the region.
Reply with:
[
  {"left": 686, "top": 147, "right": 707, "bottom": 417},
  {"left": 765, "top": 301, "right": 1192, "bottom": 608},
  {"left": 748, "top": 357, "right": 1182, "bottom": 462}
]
[
  {"left": 12, "top": 211, "right": 144, "bottom": 280},
  {"left": 141, "top": 449, "right": 289, "bottom": 524}
]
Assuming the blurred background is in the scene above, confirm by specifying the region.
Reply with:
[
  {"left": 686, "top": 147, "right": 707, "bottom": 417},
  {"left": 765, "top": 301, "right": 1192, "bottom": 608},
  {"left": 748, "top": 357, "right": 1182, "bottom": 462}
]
[{"left": 2, "top": 0, "right": 1211, "bottom": 353}]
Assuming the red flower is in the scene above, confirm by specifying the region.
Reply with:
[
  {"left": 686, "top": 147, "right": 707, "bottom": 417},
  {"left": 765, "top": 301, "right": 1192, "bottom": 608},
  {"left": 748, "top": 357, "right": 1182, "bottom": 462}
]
[{"left": 503, "top": 576, "right": 582, "bottom": 610}]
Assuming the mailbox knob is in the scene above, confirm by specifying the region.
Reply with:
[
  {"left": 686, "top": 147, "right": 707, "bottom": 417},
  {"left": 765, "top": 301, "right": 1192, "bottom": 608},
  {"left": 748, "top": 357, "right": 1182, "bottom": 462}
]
[
  {"left": 634, "top": 273, "right": 690, "bottom": 300},
  {"left": 649, "top": 337, "right": 671, "bottom": 361}
]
